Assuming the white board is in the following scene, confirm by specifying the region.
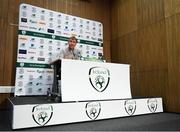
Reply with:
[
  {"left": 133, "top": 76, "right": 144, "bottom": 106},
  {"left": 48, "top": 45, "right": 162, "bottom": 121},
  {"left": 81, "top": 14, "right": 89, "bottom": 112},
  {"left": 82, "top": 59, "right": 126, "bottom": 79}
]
[{"left": 61, "top": 59, "right": 131, "bottom": 102}]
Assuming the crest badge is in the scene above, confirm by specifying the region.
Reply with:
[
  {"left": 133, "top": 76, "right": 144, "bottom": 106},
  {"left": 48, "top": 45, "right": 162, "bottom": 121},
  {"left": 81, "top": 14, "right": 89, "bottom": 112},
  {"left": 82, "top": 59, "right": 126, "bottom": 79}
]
[
  {"left": 85, "top": 102, "right": 101, "bottom": 120},
  {"left": 89, "top": 67, "right": 110, "bottom": 92},
  {"left": 124, "top": 100, "right": 136, "bottom": 116},
  {"left": 32, "top": 104, "right": 53, "bottom": 126},
  {"left": 147, "top": 98, "right": 157, "bottom": 113}
]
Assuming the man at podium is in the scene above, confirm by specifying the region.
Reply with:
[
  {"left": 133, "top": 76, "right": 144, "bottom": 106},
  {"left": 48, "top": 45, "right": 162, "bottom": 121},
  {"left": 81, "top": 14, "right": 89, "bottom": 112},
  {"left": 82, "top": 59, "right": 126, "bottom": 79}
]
[
  {"left": 59, "top": 36, "right": 82, "bottom": 60},
  {"left": 48, "top": 36, "right": 82, "bottom": 102}
]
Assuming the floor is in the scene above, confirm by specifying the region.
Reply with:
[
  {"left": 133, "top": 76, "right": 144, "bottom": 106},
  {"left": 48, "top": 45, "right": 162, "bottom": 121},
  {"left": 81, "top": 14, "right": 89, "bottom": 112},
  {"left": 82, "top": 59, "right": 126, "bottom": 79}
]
[{"left": 1, "top": 110, "right": 180, "bottom": 131}]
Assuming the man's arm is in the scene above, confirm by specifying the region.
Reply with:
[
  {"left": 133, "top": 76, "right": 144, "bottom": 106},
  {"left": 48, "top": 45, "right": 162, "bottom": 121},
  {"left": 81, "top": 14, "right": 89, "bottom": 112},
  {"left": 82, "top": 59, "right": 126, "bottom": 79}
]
[{"left": 59, "top": 49, "right": 65, "bottom": 59}]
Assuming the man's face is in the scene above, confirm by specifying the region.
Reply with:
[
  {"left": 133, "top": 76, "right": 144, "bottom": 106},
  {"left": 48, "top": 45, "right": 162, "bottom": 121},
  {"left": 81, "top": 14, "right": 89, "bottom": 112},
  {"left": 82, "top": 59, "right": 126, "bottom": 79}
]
[{"left": 68, "top": 38, "right": 77, "bottom": 50}]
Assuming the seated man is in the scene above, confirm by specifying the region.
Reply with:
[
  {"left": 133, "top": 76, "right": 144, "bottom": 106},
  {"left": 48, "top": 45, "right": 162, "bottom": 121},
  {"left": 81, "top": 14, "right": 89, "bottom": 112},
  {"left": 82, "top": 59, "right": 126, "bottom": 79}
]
[
  {"left": 50, "top": 36, "right": 81, "bottom": 102},
  {"left": 59, "top": 36, "right": 82, "bottom": 60}
]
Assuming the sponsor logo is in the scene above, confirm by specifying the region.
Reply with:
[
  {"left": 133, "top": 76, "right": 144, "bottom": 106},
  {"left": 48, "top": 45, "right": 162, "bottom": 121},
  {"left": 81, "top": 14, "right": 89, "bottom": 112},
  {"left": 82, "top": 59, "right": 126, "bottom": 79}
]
[
  {"left": 27, "top": 87, "right": 33, "bottom": 93},
  {"left": 41, "top": 10, "right": 45, "bottom": 14},
  {"left": 19, "top": 37, "right": 28, "bottom": 40},
  {"left": 18, "top": 56, "right": 27, "bottom": 60},
  {"left": 32, "top": 104, "right": 53, "bottom": 126},
  {"left": 38, "top": 57, "right": 45, "bottom": 61},
  {"left": 40, "top": 15, "right": 45, "bottom": 21},
  {"left": 91, "top": 47, "right": 97, "bottom": 50},
  {"left": 16, "top": 88, "right": 23, "bottom": 93},
  {"left": 85, "top": 31, "right": 91, "bottom": 34},
  {"left": 39, "top": 45, "right": 44, "bottom": 49},
  {"left": 49, "top": 12, "right": 53, "bottom": 17},
  {"left": 30, "top": 38, "right": 35, "bottom": 42},
  {"left": 27, "top": 70, "right": 36, "bottom": 73},
  {"left": 46, "top": 70, "right": 53, "bottom": 73},
  {"left": 29, "top": 20, "right": 37, "bottom": 24},
  {"left": 19, "top": 49, "right": 27, "bottom": 54},
  {"left": 20, "top": 43, "right": 26, "bottom": 47},
  {"left": 22, "top": 11, "right": 27, "bottom": 17},
  {"left": 17, "top": 81, "right": 23, "bottom": 87},
  {"left": 147, "top": 98, "right": 157, "bottom": 113},
  {"left": 39, "top": 22, "right": 46, "bottom": 25},
  {"left": 18, "top": 68, "right": 24, "bottom": 74},
  {"left": 36, "top": 82, "right": 43, "bottom": 86},
  {"left": 28, "top": 51, "right": 36, "bottom": 54},
  {"left": 19, "top": 25, "right": 28, "bottom": 29},
  {"left": 56, "top": 47, "right": 61, "bottom": 51},
  {"left": 31, "top": 13, "right": 36, "bottom": 18},
  {"left": 89, "top": 67, "right": 110, "bottom": 92},
  {"left": 29, "top": 26, "right": 37, "bottom": 30},
  {"left": 56, "top": 31, "right": 61, "bottom": 35},
  {"left": 21, "top": 18, "right": 27, "bottom": 22},
  {"left": 29, "top": 56, "right": 35, "bottom": 60},
  {"left": 39, "top": 51, "right": 44, "bottom": 56},
  {"left": 37, "top": 88, "right": 43, "bottom": 93},
  {"left": 124, "top": 100, "right": 136, "bottom": 116},
  {"left": 21, "top": 5, "right": 27, "bottom": 10},
  {"left": 19, "top": 63, "right": 24, "bottom": 67},
  {"left": 63, "top": 32, "right": 70, "bottom": 36},
  {"left": 49, "top": 17, "right": 53, "bottom": 21},
  {"left": 52, "top": 35, "right": 55, "bottom": 39},
  {"left": 85, "top": 102, "right": 101, "bottom": 120},
  {"left": 91, "top": 37, "right": 97, "bottom": 41},
  {"left": 32, "top": 7, "right": 36, "bottom": 13},
  {"left": 99, "top": 43, "right": 103, "bottom": 46},
  {"left": 29, "top": 75, "right": 34, "bottom": 80},
  {"left": 37, "top": 70, "right": 45, "bottom": 73},
  {"left": 38, "top": 28, "right": 45, "bottom": 32},
  {"left": 18, "top": 75, "right": 24, "bottom": 79},
  {"left": 92, "top": 51, "right": 96, "bottom": 56},
  {"left": 47, "top": 29, "right": 54, "bottom": 33},
  {"left": 28, "top": 81, "right": 33, "bottom": 86},
  {"left": 98, "top": 38, "right": 103, "bottom": 42}
]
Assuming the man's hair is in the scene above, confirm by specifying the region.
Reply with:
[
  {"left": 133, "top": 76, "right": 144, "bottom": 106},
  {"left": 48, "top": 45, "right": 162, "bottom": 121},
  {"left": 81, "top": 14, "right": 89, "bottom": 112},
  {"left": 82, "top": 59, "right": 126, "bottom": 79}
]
[{"left": 69, "top": 36, "right": 78, "bottom": 43}]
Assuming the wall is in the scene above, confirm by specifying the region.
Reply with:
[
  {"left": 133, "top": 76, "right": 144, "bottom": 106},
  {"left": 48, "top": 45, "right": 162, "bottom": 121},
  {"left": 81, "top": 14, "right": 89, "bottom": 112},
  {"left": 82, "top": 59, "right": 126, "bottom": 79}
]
[
  {"left": 111, "top": 0, "right": 180, "bottom": 112},
  {"left": 0, "top": 0, "right": 111, "bottom": 109}
]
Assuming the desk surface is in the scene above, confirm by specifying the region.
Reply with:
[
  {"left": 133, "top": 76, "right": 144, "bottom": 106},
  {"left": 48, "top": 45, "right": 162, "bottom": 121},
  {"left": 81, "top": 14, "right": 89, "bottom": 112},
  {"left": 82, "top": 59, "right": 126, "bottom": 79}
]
[{"left": 9, "top": 96, "right": 159, "bottom": 105}]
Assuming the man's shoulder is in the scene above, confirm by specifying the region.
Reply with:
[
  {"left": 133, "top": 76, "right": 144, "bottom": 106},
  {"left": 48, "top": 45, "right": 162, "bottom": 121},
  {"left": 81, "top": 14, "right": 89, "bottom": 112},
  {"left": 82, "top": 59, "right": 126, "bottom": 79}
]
[
  {"left": 61, "top": 47, "right": 68, "bottom": 52},
  {"left": 74, "top": 48, "right": 81, "bottom": 52}
]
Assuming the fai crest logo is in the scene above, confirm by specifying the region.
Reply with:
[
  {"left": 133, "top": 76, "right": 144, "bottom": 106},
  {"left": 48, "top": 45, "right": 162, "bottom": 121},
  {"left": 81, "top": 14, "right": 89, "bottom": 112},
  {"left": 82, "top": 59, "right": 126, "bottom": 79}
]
[
  {"left": 89, "top": 67, "right": 110, "bottom": 92},
  {"left": 124, "top": 100, "right": 136, "bottom": 116},
  {"left": 147, "top": 98, "right": 157, "bottom": 113},
  {"left": 85, "top": 102, "right": 101, "bottom": 120},
  {"left": 32, "top": 104, "right": 53, "bottom": 126}
]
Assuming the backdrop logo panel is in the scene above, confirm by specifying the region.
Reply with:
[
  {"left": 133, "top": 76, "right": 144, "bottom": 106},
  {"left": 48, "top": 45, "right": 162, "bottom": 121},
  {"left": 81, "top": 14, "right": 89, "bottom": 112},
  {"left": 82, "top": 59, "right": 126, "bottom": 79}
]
[
  {"left": 32, "top": 104, "right": 53, "bottom": 126},
  {"left": 89, "top": 67, "right": 110, "bottom": 92},
  {"left": 147, "top": 98, "right": 157, "bottom": 113},
  {"left": 85, "top": 102, "right": 101, "bottom": 120},
  {"left": 15, "top": 3, "right": 104, "bottom": 96},
  {"left": 124, "top": 100, "right": 136, "bottom": 116}
]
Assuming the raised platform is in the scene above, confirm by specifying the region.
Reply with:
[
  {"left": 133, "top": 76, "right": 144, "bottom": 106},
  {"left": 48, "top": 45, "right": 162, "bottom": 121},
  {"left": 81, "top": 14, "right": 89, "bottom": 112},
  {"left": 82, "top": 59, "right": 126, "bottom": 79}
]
[{"left": 8, "top": 97, "right": 163, "bottom": 129}]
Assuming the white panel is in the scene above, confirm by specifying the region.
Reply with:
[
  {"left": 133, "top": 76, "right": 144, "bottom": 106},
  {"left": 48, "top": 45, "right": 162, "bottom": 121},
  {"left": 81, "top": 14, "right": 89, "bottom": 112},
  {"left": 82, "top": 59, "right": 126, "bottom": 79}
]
[
  {"left": 61, "top": 59, "right": 131, "bottom": 102},
  {"left": 12, "top": 98, "right": 163, "bottom": 129}
]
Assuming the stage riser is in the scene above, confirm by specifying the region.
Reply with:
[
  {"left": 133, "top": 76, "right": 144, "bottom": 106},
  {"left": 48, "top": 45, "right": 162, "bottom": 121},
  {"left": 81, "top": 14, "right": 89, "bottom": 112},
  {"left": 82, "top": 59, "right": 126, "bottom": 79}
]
[{"left": 11, "top": 98, "right": 163, "bottom": 129}]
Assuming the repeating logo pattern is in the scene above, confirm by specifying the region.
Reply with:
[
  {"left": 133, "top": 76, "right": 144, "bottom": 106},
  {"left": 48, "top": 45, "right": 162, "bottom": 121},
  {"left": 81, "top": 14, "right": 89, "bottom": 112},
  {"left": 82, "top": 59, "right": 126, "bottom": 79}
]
[
  {"left": 124, "top": 100, "right": 136, "bottom": 116},
  {"left": 89, "top": 67, "right": 110, "bottom": 92},
  {"left": 32, "top": 104, "right": 53, "bottom": 126},
  {"left": 15, "top": 3, "right": 104, "bottom": 96},
  {"left": 147, "top": 98, "right": 158, "bottom": 113},
  {"left": 85, "top": 102, "right": 101, "bottom": 120}
]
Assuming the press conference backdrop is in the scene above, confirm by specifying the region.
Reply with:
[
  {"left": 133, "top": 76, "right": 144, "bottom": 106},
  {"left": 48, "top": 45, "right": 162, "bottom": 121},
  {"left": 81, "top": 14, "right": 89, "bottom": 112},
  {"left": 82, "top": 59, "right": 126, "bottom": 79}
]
[
  {"left": 15, "top": 3, "right": 104, "bottom": 96},
  {"left": 15, "top": 4, "right": 103, "bottom": 96}
]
